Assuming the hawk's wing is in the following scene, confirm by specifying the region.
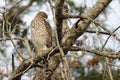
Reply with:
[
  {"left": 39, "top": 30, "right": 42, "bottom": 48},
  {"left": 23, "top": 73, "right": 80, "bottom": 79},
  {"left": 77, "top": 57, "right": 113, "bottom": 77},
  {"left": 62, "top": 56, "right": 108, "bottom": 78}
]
[{"left": 45, "top": 21, "right": 52, "bottom": 48}]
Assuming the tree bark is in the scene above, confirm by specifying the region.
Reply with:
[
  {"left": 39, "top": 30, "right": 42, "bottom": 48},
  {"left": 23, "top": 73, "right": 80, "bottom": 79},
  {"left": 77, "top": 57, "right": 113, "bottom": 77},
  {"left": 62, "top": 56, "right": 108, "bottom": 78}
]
[{"left": 9, "top": 0, "right": 112, "bottom": 80}]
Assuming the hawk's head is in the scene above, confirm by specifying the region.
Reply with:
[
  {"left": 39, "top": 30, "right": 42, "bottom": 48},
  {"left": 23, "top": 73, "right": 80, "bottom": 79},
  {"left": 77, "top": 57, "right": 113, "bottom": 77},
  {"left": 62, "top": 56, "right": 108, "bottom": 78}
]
[{"left": 35, "top": 12, "right": 48, "bottom": 19}]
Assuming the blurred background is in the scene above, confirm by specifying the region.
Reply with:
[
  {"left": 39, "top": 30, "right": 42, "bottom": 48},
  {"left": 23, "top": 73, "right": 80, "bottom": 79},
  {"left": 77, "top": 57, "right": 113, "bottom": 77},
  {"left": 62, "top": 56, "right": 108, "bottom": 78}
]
[{"left": 0, "top": 0, "right": 120, "bottom": 80}]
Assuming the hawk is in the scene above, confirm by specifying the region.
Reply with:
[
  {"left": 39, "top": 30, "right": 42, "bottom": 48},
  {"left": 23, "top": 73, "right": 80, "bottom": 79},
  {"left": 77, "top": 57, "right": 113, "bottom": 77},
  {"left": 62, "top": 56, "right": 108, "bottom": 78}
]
[{"left": 31, "top": 12, "right": 52, "bottom": 54}]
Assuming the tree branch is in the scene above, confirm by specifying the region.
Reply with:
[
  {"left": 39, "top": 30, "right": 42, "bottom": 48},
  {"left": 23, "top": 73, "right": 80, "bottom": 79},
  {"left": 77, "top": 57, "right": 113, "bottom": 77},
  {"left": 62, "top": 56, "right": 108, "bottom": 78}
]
[
  {"left": 69, "top": 46, "right": 120, "bottom": 59},
  {"left": 62, "top": 0, "right": 112, "bottom": 47},
  {"left": 10, "top": 0, "right": 113, "bottom": 79},
  {"left": 55, "top": 0, "right": 65, "bottom": 42},
  {"left": 0, "top": 0, "right": 35, "bottom": 23},
  {"left": 9, "top": 47, "right": 56, "bottom": 80},
  {"left": 10, "top": 43, "right": 120, "bottom": 80},
  {"left": 85, "top": 30, "right": 110, "bottom": 35}
]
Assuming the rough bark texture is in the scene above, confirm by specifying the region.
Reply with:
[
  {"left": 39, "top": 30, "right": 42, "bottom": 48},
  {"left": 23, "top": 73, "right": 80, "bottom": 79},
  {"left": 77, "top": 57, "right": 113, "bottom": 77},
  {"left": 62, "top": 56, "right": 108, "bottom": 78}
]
[
  {"left": 9, "top": 0, "right": 112, "bottom": 80},
  {"left": 55, "top": 0, "right": 65, "bottom": 42},
  {"left": 61, "top": 0, "right": 112, "bottom": 47}
]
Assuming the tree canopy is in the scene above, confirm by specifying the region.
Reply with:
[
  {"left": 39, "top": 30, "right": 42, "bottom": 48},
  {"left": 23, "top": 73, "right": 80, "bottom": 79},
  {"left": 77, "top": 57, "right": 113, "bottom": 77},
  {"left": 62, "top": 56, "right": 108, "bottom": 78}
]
[{"left": 0, "top": 0, "right": 120, "bottom": 80}]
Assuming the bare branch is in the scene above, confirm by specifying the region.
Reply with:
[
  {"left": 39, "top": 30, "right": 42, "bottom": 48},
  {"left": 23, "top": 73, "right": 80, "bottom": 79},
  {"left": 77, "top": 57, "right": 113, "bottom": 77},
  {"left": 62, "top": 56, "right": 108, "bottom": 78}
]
[
  {"left": 93, "top": 20, "right": 120, "bottom": 42},
  {"left": 0, "top": 0, "right": 35, "bottom": 23},
  {"left": 55, "top": 0, "right": 65, "bottom": 42},
  {"left": 62, "top": 0, "right": 112, "bottom": 47},
  {"left": 9, "top": 0, "right": 113, "bottom": 79},
  {"left": 101, "top": 26, "right": 120, "bottom": 80},
  {"left": 102, "top": 26, "right": 120, "bottom": 50},
  {"left": 85, "top": 30, "right": 110, "bottom": 35},
  {"left": 69, "top": 46, "right": 120, "bottom": 59},
  {"left": 12, "top": 54, "right": 15, "bottom": 71},
  {"left": 9, "top": 47, "right": 54, "bottom": 80},
  {"left": 0, "top": 37, "right": 24, "bottom": 41}
]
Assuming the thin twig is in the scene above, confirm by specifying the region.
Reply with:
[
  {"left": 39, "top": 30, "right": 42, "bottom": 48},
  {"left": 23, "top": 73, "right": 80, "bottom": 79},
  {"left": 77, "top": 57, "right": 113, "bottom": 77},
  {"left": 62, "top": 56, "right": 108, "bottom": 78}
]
[
  {"left": 86, "top": 30, "right": 110, "bottom": 35},
  {"left": 47, "top": 0, "right": 54, "bottom": 15},
  {"left": 92, "top": 21, "right": 115, "bottom": 80},
  {"left": 55, "top": 17, "right": 67, "bottom": 80},
  {"left": 55, "top": 2, "right": 72, "bottom": 80},
  {"left": 0, "top": 37, "right": 24, "bottom": 41},
  {"left": 92, "top": 22, "right": 104, "bottom": 47},
  {"left": 2, "top": 6, "right": 10, "bottom": 78},
  {"left": 70, "top": 46, "right": 120, "bottom": 58},
  {"left": 101, "top": 26, "right": 120, "bottom": 80},
  {"left": 48, "top": 1, "right": 71, "bottom": 79},
  {"left": 8, "top": 34, "right": 25, "bottom": 60},
  {"left": 12, "top": 54, "right": 15, "bottom": 71},
  {"left": 2, "top": 7, "right": 24, "bottom": 60},
  {"left": 7, "top": 0, "right": 23, "bottom": 11},
  {"left": 93, "top": 22, "right": 114, "bottom": 80},
  {"left": 62, "top": 14, "right": 120, "bottom": 43},
  {"left": 101, "top": 26, "right": 120, "bottom": 50},
  {"left": 92, "top": 20, "right": 120, "bottom": 43},
  {"left": 47, "top": 46, "right": 58, "bottom": 60},
  {"left": 22, "top": 38, "right": 33, "bottom": 58},
  {"left": 10, "top": 61, "right": 34, "bottom": 80}
]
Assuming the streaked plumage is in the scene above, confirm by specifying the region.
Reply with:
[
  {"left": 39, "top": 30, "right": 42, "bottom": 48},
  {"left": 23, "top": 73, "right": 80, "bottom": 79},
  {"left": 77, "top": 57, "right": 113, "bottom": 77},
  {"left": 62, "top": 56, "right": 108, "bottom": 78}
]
[{"left": 31, "top": 12, "right": 52, "bottom": 51}]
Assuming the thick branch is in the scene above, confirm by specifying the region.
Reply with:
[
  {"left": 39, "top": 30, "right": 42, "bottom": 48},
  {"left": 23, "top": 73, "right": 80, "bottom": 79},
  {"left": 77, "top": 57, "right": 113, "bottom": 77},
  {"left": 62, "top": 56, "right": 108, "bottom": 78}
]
[
  {"left": 9, "top": 47, "right": 57, "bottom": 80},
  {"left": 69, "top": 46, "right": 120, "bottom": 59},
  {"left": 10, "top": 44, "right": 120, "bottom": 80},
  {"left": 10, "top": 0, "right": 112, "bottom": 79},
  {"left": 55, "top": 0, "right": 65, "bottom": 42},
  {"left": 62, "top": 0, "right": 112, "bottom": 47}
]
